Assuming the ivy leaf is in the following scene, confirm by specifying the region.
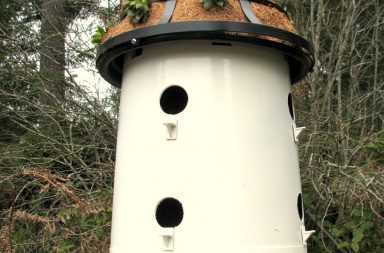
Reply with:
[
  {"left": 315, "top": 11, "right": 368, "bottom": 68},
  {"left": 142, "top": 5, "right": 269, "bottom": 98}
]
[
  {"left": 121, "top": 8, "right": 129, "bottom": 19},
  {"left": 353, "top": 209, "right": 363, "bottom": 217},
  {"left": 204, "top": 0, "right": 214, "bottom": 10},
  {"left": 91, "top": 34, "right": 102, "bottom": 44},
  {"left": 331, "top": 227, "right": 343, "bottom": 238},
  {"left": 134, "top": 15, "right": 141, "bottom": 23},
  {"left": 337, "top": 241, "right": 350, "bottom": 250},
  {"left": 91, "top": 26, "right": 106, "bottom": 45},
  {"left": 125, "top": 0, "right": 151, "bottom": 23},
  {"left": 351, "top": 242, "right": 360, "bottom": 252},
  {"left": 200, "top": 0, "right": 228, "bottom": 10},
  {"left": 128, "top": 10, "right": 135, "bottom": 17},
  {"left": 360, "top": 221, "right": 374, "bottom": 230},
  {"left": 97, "top": 26, "right": 105, "bottom": 36},
  {"left": 352, "top": 228, "right": 364, "bottom": 244},
  {"left": 343, "top": 220, "right": 356, "bottom": 229},
  {"left": 216, "top": 0, "right": 225, "bottom": 7}
]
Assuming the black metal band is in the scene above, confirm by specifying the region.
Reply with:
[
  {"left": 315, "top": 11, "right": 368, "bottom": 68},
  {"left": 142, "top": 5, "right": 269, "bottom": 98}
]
[
  {"left": 240, "top": 0, "right": 261, "bottom": 24},
  {"left": 97, "top": 21, "right": 314, "bottom": 88},
  {"left": 250, "top": 0, "right": 289, "bottom": 17},
  {"left": 158, "top": 0, "right": 176, "bottom": 24}
]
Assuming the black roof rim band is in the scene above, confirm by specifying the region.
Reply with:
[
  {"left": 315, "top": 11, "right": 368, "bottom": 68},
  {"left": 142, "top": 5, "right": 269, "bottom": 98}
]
[{"left": 96, "top": 21, "right": 315, "bottom": 88}]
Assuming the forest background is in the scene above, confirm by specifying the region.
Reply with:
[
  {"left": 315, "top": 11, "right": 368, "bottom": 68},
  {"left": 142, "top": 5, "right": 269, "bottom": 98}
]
[{"left": 0, "top": 0, "right": 383, "bottom": 252}]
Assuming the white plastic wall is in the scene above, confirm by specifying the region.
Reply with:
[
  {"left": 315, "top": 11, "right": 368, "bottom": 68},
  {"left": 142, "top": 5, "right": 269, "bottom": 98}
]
[{"left": 110, "top": 42, "right": 309, "bottom": 253}]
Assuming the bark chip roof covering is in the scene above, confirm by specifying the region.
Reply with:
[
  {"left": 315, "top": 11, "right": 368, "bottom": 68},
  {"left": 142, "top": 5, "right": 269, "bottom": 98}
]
[
  {"left": 96, "top": 0, "right": 315, "bottom": 87},
  {"left": 103, "top": 0, "right": 297, "bottom": 42}
]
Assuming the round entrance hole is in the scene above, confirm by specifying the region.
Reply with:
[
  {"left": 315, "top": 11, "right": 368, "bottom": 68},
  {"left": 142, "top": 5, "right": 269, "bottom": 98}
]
[
  {"left": 156, "top": 198, "right": 184, "bottom": 228},
  {"left": 288, "top": 93, "right": 294, "bottom": 120},
  {"left": 297, "top": 193, "right": 303, "bottom": 220},
  {"left": 160, "top": 86, "right": 188, "bottom": 115}
]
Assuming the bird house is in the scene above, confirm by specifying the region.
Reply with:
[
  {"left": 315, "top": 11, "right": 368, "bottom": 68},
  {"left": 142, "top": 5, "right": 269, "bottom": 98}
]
[{"left": 96, "top": 1, "right": 315, "bottom": 252}]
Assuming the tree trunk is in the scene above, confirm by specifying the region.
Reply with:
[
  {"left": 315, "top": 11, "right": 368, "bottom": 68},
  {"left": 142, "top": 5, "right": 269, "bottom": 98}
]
[{"left": 40, "top": 0, "right": 67, "bottom": 105}]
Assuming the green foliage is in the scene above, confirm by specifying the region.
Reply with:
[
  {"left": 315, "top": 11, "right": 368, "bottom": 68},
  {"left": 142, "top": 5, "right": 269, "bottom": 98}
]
[
  {"left": 199, "top": 0, "right": 228, "bottom": 10},
  {"left": 122, "top": 0, "right": 151, "bottom": 24},
  {"left": 57, "top": 243, "right": 76, "bottom": 253},
  {"left": 91, "top": 26, "right": 106, "bottom": 45},
  {"left": 363, "top": 126, "right": 384, "bottom": 164},
  {"left": 308, "top": 209, "right": 381, "bottom": 252},
  {"left": 12, "top": 227, "right": 29, "bottom": 243},
  {"left": 57, "top": 201, "right": 112, "bottom": 251}
]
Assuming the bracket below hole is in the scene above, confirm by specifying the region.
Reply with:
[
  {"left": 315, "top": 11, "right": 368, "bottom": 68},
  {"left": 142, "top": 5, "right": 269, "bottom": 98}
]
[
  {"left": 158, "top": 227, "right": 175, "bottom": 251},
  {"left": 163, "top": 118, "right": 178, "bottom": 140}
]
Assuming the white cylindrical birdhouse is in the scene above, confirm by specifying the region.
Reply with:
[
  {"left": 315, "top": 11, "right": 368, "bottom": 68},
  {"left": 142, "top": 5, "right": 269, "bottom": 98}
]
[{"left": 97, "top": 1, "right": 315, "bottom": 253}]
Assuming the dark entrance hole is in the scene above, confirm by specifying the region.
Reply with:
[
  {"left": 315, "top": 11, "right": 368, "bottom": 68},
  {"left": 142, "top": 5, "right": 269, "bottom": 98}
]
[
  {"left": 288, "top": 93, "right": 294, "bottom": 120},
  {"left": 160, "top": 86, "right": 188, "bottom": 115},
  {"left": 156, "top": 198, "right": 184, "bottom": 228},
  {"left": 297, "top": 193, "right": 303, "bottom": 220}
]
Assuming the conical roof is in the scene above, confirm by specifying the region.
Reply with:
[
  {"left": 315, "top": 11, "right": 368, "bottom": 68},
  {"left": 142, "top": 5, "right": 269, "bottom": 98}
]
[{"left": 97, "top": 0, "right": 314, "bottom": 87}]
